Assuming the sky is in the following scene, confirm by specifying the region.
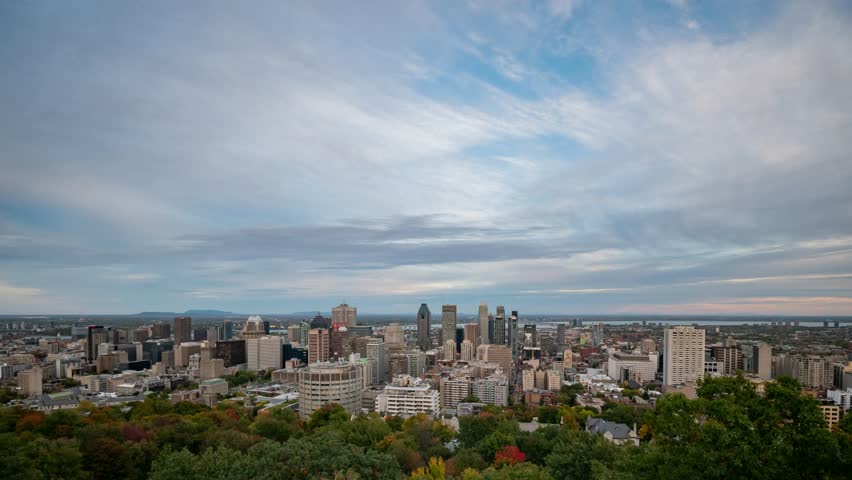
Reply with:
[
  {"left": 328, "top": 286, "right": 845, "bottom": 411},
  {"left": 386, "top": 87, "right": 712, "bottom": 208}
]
[{"left": 2, "top": 0, "right": 852, "bottom": 316}]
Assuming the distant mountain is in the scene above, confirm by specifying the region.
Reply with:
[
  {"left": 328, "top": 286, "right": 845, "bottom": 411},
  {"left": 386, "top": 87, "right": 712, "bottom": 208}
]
[
  {"left": 183, "top": 310, "right": 239, "bottom": 317},
  {"left": 133, "top": 310, "right": 240, "bottom": 317}
]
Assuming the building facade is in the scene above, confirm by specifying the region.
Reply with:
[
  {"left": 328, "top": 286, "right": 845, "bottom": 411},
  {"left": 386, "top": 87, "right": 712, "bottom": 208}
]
[
  {"left": 174, "top": 316, "right": 192, "bottom": 345},
  {"left": 663, "top": 326, "right": 705, "bottom": 386},
  {"left": 442, "top": 305, "right": 457, "bottom": 345},
  {"left": 417, "top": 304, "right": 432, "bottom": 351},
  {"left": 332, "top": 303, "right": 358, "bottom": 328},
  {"left": 297, "top": 362, "right": 363, "bottom": 420},
  {"left": 375, "top": 375, "right": 440, "bottom": 418}
]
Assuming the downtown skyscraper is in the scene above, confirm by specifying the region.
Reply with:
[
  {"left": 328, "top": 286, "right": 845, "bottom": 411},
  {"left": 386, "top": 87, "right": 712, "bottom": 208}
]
[
  {"left": 478, "top": 302, "right": 489, "bottom": 345},
  {"left": 417, "top": 303, "right": 431, "bottom": 351},
  {"left": 441, "top": 305, "right": 457, "bottom": 347},
  {"left": 174, "top": 316, "right": 192, "bottom": 345},
  {"left": 494, "top": 305, "right": 506, "bottom": 346}
]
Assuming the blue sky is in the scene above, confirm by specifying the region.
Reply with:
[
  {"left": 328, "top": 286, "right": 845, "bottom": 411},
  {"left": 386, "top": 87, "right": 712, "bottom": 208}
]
[{"left": 2, "top": 0, "right": 852, "bottom": 315}]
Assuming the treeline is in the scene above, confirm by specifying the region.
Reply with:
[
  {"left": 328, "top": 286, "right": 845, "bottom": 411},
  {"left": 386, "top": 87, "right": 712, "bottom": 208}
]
[{"left": 1, "top": 376, "right": 850, "bottom": 479}]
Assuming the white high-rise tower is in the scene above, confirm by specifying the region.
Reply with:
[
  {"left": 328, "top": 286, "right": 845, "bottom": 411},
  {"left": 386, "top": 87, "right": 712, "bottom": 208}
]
[{"left": 663, "top": 326, "right": 705, "bottom": 386}]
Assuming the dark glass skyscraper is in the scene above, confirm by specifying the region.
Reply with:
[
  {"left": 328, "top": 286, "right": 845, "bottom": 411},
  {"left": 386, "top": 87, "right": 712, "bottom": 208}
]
[
  {"left": 508, "top": 311, "right": 518, "bottom": 359},
  {"left": 441, "top": 304, "right": 457, "bottom": 346},
  {"left": 174, "top": 316, "right": 192, "bottom": 345},
  {"left": 417, "top": 303, "right": 431, "bottom": 351},
  {"left": 494, "top": 306, "right": 506, "bottom": 346}
]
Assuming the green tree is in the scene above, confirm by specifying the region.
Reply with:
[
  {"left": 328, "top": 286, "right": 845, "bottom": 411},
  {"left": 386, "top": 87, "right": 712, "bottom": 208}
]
[
  {"left": 250, "top": 408, "right": 302, "bottom": 443},
  {"left": 305, "top": 403, "right": 349, "bottom": 431},
  {"left": 341, "top": 414, "right": 392, "bottom": 448},
  {"left": 482, "top": 462, "right": 554, "bottom": 480}
]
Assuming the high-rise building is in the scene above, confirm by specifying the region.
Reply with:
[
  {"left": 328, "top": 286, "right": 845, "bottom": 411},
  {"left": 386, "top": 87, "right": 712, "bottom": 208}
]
[
  {"left": 192, "top": 327, "right": 208, "bottom": 342},
  {"left": 463, "top": 323, "right": 480, "bottom": 345},
  {"left": 508, "top": 312, "right": 518, "bottom": 359},
  {"left": 440, "top": 377, "right": 472, "bottom": 408},
  {"left": 385, "top": 323, "right": 405, "bottom": 347},
  {"left": 461, "top": 339, "right": 475, "bottom": 362},
  {"left": 405, "top": 351, "right": 427, "bottom": 376},
  {"left": 247, "top": 336, "right": 284, "bottom": 370},
  {"left": 86, "top": 325, "right": 106, "bottom": 363},
  {"left": 298, "top": 362, "right": 363, "bottom": 420},
  {"left": 242, "top": 315, "right": 266, "bottom": 340},
  {"left": 557, "top": 324, "right": 566, "bottom": 347},
  {"left": 478, "top": 303, "right": 489, "bottom": 345},
  {"left": 472, "top": 375, "right": 509, "bottom": 406},
  {"left": 376, "top": 375, "right": 441, "bottom": 418},
  {"left": 259, "top": 336, "right": 284, "bottom": 370},
  {"left": 711, "top": 339, "right": 743, "bottom": 376},
  {"left": 299, "top": 321, "right": 311, "bottom": 346},
  {"left": 366, "top": 341, "right": 389, "bottom": 385},
  {"left": 417, "top": 304, "right": 431, "bottom": 352},
  {"left": 200, "top": 358, "right": 225, "bottom": 380},
  {"left": 752, "top": 342, "right": 772, "bottom": 379},
  {"left": 223, "top": 320, "right": 234, "bottom": 340},
  {"left": 287, "top": 324, "right": 302, "bottom": 346},
  {"left": 775, "top": 354, "right": 832, "bottom": 389},
  {"left": 494, "top": 313, "right": 506, "bottom": 346},
  {"left": 478, "top": 344, "right": 512, "bottom": 373},
  {"left": 443, "top": 339, "right": 456, "bottom": 361},
  {"left": 175, "top": 342, "right": 202, "bottom": 368},
  {"left": 134, "top": 327, "right": 150, "bottom": 343},
  {"left": 332, "top": 303, "right": 358, "bottom": 328},
  {"left": 17, "top": 367, "right": 43, "bottom": 397},
  {"left": 174, "top": 316, "right": 192, "bottom": 345},
  {"left": 639, "top": 338, "right": 657, "bottom": 353},
  {"left": 213, "top": 340, "right": 246, "bottom": 367},
  {"left": 442, "top": 305, "right": 457, "bottom": 346},
  {"left": 308, "top": 328, "right": 331, "bottom": 364},
  {"left": 592, "top": 322, "right": 604, "bottom": 346},
  {"left": 151, "top": 322, "right": 170, "bottom": 340},
  {"left": 331, "top": 326, "right": 350, "bottom": 360},
  {"left": 663, "top": 326, "right": 705, "bottom": 386},
  {"left": 206, "top": 326, "right": 220, "bottom": 344},
  {"left": 563, "top": 348, "right": 573, "bottom": 369},
  {"left": 523, "top": 324, "right": 537, "bottom": 347}
]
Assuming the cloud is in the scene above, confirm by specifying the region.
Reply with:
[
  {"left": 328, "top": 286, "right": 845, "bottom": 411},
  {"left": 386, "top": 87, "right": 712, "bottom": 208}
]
[
  {"left": 614, "top": 297, "right": 852, "bottom": 316},
  {"left": 0, "top": 281, "right": 42, "bottom": 298},
  {"left": 1, "top": 1, "right": 851, "bottom": 313},
  {"left": 549, "top": 0, "right": 582, "bottom": 19}
]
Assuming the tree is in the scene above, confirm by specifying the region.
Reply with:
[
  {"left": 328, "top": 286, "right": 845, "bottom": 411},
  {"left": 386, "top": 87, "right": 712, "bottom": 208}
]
[
  {"left": 342, "top": 414, "right": 392, "bottom": 448},
  {"left": 482, "top": 462, "right": 554, "bottom": 480},
  {"left": 306, "top": 403, "right": 349, "bottom": 431},
  {"left": 545, "top": 431, "right": 615, "bottom": 480},
  {"left": 461, "top": 394, "right": 481, "bottom": 403},
  {"left": 493, "top": 445, "right": 526, "bottom": 467},
  {"left": 535, "top": 406, "right": 561, "bottom": 424},
  {"left": 558, "top": 384, "right": 584, "bottom": 406},
  {"left": 599, "top": 403, "right": 646, "bottom": 428},
  {"left": 250, "top": 407, "right": 302, "bottom": 443},
  {"left": 410, "top": 456, "right": 446, "bottom": 480},
  {"left": 446, "top": 448, "right": 487, "bottom": 477}
]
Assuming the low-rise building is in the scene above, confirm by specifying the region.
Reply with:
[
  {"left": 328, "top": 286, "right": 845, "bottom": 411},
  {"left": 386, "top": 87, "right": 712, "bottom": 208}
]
[
  {"left": 376, "top": 375, "right": 440, "bottom": 418},
  {"left": 586, "top": 418, "right": 640, "bottom": 446},
  {"left": 199, "top": 378, "right": 229, "bottom": 397}
]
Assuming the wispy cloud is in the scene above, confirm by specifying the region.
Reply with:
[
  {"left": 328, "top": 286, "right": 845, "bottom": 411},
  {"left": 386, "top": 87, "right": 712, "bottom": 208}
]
[{"left": 1, "top": 1, "right": 851, "bottom": 314}]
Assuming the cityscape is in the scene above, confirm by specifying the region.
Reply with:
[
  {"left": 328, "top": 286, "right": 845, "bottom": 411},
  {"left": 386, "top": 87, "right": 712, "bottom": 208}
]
[
  {"left": 3, "top": 0, "right": 852, "bottom": 479},
  {"left": 1, "top": 306, "right": 851, "bottom": 478}
]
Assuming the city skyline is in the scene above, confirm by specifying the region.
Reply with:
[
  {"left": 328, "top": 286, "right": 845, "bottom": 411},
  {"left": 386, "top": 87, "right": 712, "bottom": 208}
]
[{"left": 3, "top": 1, "right": 852, "bottom": 315}]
